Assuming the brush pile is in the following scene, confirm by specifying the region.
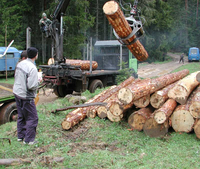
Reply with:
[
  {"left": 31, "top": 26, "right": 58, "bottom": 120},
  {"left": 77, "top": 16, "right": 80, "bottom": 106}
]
[{"left": 61, "top": 69, "right": 200, "bottom": 139}]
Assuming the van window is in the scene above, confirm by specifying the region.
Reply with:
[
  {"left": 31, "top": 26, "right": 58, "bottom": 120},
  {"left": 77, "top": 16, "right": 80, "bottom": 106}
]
[{"left": 191, "top": 49, "right": 197, "bottom": 54}]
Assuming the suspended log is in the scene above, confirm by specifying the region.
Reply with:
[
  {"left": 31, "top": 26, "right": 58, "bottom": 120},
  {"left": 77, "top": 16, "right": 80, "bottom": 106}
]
[
  {"left": 194, "top": 120, "right": 200, "bottom": 139},
  {"left": 128, "top": 107, "right": 153, "bottom": 131},
  {"left": 189, "top": 85, "right": 200, "bottom": 118},
  {"left": 143, "top": 114, "right": 169, "bottom": 137},
  {"left": 171, "top": 105, "right": 194, "bottom": 133},
  {"left": 61, "top": 86, "right": 115, "bottom": 130},
  {"left": 168, "top": 71, "right": 200, "bottom": 104},
  {"left": 118, "top": 69, "right": 189, "bottom": 105},
  {"left": 133, "top": 94, "right": 150, "bottom": 108},
  {"left": 150, "top": 82, "right": 177, "bottom": 109},
  {"left": 87, "top": 76, "right": 135, "bottom": 118},
  {"left": 103, "top": 1, "right": 148, "bottom": 61},
  {"left": 48, "top": 58, "right": 98, "bottom": 70},
  {"left": 154, "top": 99, "right": 177, "bottom": 124}
]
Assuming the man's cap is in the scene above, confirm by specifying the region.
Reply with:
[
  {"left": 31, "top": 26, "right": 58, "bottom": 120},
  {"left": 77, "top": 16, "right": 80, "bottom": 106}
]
[{"left": 27, "top": 47, "right": 38, "bottom": 59}]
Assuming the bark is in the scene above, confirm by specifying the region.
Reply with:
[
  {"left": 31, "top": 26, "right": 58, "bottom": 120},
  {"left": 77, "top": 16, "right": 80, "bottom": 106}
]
[
  {"left": 118, "top": 69, "right": 189, "bottom": 105},
  {"left": 133, "top": 94, "right": 150, "bottom": 108},
  {"left": 189, "top": 85, "right": 200, "bottom": 118},
  {"left": 103, "top": 1, "right": 148, "bottom": 61},
  {"left": 168, "top": 71, "right": 200, "bottom": 105},
  {"left": 0, "top": 159, "right": 31, "bottom": 165},
  {"left": 143, "top": 114, "right": 169, "bottom": 137},
  {"left": 150, "top": 82, "right": 177, "bottom": 109},
  {"left": 87, "top": 76, "right": 135, "bottom": 118},
  {"left": 194, "top": 119, "right": 200, "bottom": 139},
  {"left": 171, "top": 105, "right": 194, "bottom": 133},
  {"left": 128, "top": 107, "right": 153, "bottom": 131},
  {"left": 154, "top": 99, "right": 177, "bottom": 124}
]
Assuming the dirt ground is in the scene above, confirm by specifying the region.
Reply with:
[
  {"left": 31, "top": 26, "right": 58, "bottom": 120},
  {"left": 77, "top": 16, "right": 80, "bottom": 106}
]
[{"left": 37, "top": 53, "right": 187, "bottom": 106}]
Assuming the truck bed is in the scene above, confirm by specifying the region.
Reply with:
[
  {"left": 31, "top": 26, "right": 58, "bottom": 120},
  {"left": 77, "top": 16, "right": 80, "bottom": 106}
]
[
  {"left": 0, "top": 83, "right": 15, "bottom": 104},
  {"left": 83, "top": 70, "right": 119, "bottom": 77}
]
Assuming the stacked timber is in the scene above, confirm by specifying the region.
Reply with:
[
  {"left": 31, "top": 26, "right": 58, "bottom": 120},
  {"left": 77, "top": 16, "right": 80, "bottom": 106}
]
[
  {"left": 61, "top": 69, "right": 200, "bottom": 140},
  {"left": 103, "top": 1, "right": 148, "bottom": 61}
]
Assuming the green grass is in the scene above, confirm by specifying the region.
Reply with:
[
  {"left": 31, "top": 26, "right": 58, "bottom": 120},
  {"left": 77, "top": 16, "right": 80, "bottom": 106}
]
[
  {"left": 0, "top": 76, "right": 14, "bottom": 84},
  {"left": 1, "top": 63, "right": 200, "bottom": 168}
]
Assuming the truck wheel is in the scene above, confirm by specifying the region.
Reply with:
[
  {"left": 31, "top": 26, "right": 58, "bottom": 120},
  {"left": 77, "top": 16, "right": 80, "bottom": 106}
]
[
  {"left": 0, "top": 102, "right": 18, "bottom": 125},
  {"left": 53, "top": 85, "right": 73, "bottom": 97},
  {"left": 89, "top": 79, "right": 103, "bottom": 93}
]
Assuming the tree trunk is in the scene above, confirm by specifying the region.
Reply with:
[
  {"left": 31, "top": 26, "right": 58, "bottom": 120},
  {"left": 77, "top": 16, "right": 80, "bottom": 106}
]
[
  {"left": 189, "top": 85, "right": 200, "bottom": 118},
  {"left": 128, "top": 107, "right": 153, "bottom": 131},
  {"left": 154, "top": 99, "right": 177, "bottom": 124},
  {"left": 168, "top": 71, "right": 200, "bottom": 104},
  {"left": 171, "top": 105, "right": 194, "bottom": 133},
  {"left": 143, "top": 114, "right": 169, "bottom": 137},
  {"left": 103, "top": 1, "right": 148, "bottom": 61},
  {"left": 150, "top": 82, "right": 177, "bottom": 109},
  {"left": 194, "top": 119, "right": 200, "bottom": 139},
  {"left": 133, "top": 94, "right": 150, "bottom": 108},
  {"left": 87, "top": 76, "right": 135, "bottom": 118},
  {"left": 118, "top": 69, "right": 189, "bottom": 105}
]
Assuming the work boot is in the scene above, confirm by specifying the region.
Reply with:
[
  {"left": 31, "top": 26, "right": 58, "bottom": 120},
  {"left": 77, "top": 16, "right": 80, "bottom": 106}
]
[{"left": 23, "top": 140, "right": 38, "bottom": 145}]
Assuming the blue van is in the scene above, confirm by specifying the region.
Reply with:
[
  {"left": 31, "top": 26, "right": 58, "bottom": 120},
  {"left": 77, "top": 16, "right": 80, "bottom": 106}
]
[
  {"left": 188, "top": 47, "right": 200, "bottom": 61},
  {"left": 0, "top": 47, "right": 20, "bottom": 73}
]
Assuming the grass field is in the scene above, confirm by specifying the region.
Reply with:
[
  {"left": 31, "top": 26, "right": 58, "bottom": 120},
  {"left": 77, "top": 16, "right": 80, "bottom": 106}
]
[{"left": 1, "top": 63, "right": 200, "bottom": 168}]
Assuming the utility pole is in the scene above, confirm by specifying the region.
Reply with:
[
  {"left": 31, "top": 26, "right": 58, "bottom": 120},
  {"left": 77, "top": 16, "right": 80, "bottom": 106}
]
[
  {"left": 197, "top": 0, "right": 199, "bottom": 27},
  {"left": 5, "top": 25, "right": 7, "bottom": 81}
]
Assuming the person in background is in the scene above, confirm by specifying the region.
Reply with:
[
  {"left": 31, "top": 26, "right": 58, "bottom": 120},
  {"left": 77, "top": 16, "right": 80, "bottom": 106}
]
[
  {"left": 20, "top": 50, "right": 28, "bottom": 61},
  {"left": 39, "top": 13, "right": 52, "bottom": 37},
  {"left": 13, "top": 47, "right": 39, "bottom": 145},
  {"left": 179, "top": 53, "right": 184, "bottom": 64}
]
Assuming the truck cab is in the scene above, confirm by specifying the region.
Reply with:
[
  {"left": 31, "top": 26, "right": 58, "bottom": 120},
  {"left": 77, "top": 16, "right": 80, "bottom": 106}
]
[
  {"left": 188, "top": 47, "right": 200, "bottom": 62},
  {"left": 0, "top": 47, "right": 20, "bottom": 74}
]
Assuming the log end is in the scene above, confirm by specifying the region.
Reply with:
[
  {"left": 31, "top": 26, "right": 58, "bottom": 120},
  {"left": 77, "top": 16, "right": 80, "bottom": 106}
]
[
  {"left": 97, "top": 106, "right": 107, "bottom": 119},
  {"left": 110, "top": 102, "right": 123, "bottom": 116},
  {"left": 133, "top": 95, "right": 150, "bottom": 108},
  {"left": 61, "top": 120, "right": 72, "bottom": 130},
  {"left": 118, "top": 88, "right": 133, "bottom": 105},
  {"left": 128, "top": 113, "right": 146, "bottom": 131},
  {"left": 107, "top": 110, "right": 122, "bottom": 122},
  {"left": 154, "top": 111, "right": 166, "bottom": 124},
  {"left": 87, "top": 109, "right": 96, "bottom": 118},
  {"left": 150, "top": 94, "right": 165, "bottom": 109},
  {"left": 189, "top": 102, "right": 200, "bottom": 118},
  {"left": 194, "top": 120, "right": 200, "bottom": 139},
  {"left": 171, "top": 109, "right": 194, "bottom": 133},
  {"left": 103, "top": 1, "right": 118, "bottom": 15}
]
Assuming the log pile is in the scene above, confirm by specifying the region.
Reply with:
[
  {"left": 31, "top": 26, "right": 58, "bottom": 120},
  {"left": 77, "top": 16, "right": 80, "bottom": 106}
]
[{"left": 61, "top": 69, "right": 200, "bottom": 139}]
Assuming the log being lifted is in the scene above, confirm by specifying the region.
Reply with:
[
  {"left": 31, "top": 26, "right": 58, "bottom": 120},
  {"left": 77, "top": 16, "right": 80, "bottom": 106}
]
[
  {"left": 128, "top": 107, "right": 153, "bottom": 131},
  {"left": 150, "top": 82, "right": 177, "bottom": 109},
  {"left": 47, "top": 58, "right": 98, "bottom": 71},
  {"left": 118, "top": 69, "right": 189, "bottom": 105},
  {"left": 154, "top": 99, "right": 177, "bottom": 124},
  {"left": 87, "top": 76, "right": 135, "bottom": 118},
  {"left": 189, "top": 85, "right": 200, "bottom": 118},
  {"left": 103, "top": 1, "right": 148, "bottom": 61},
  {"left": 168, "top": 71, "right": 200, "bottom": 105},
  {"left": 143, "top": 114, "right": 169, "bottom": 138}
]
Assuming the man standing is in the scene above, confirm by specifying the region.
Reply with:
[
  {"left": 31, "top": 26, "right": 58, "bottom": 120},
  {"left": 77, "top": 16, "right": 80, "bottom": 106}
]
[
  {"left": 179, "top": 53, "right": 184, "bottom": 64},
  {"left": 13, "top": 47, "right": 39, "bottom": 145},
  {"left": 39, "top": 13, "right": 52, "bottom": 37}
]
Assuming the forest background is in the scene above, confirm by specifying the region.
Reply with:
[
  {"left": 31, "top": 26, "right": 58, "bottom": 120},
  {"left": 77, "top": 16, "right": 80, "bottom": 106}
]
[{"left": 0, "top": 0, "right": 199, "bottom": 63}]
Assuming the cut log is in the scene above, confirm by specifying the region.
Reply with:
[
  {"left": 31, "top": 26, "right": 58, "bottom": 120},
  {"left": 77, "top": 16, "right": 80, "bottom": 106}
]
[
  {"left": 194, "top": 120, "right": 200, "bottom": 139},
  {"left": 171, "top": 105, "right": 194, "bottom": 133},
  {"left": 133, "top": 94, "right": 150, "bottom": 108},
  {"left": 97, "top": 106, "right": 108, "bottom": 119},
  {"left": 47, "top": 58, "right": 98, "bottom": 70},
  {"left": 107, "top": 110, "right": 123, "bottom": 122},
  {"left": 150, "top": 82, "right": 177, "bottom": 109},
  {"left": 154, "top": 99, "right": 177, "bottom": 124},
  {"left": 196, "top": 72, "right": 200, "bottom": 82},
  {"left": 143, "top": 115, "right": 169, "bottom": 137},
  {"left": 189, "top": 85, "right": 200, "bottom": 118},
  {"left": 87, "top": 76, "right": 135, "bottom": 118},
  {"left": 128, "top": 107, "right": 153, "bottom": 131},
  {"left": 118, "top": 69, "right": 189, "bottom": 105},
  {"left": 103, "top": 1, "right": 148, "bottom": 61},
  {"left": 168, "top": 71, "right": 200, "bottom": 105}
]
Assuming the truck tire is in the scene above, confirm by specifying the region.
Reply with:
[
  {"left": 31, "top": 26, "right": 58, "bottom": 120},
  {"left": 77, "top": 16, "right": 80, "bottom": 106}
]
[
  {"left": 0, "top": 102, "right": 18, "bottom": 125},
  {"left": 89, "top": 79, "right": 103, "bottom": 93},
  {"left": 53, "top": 85, "right": 73, "bottom": 97}
]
